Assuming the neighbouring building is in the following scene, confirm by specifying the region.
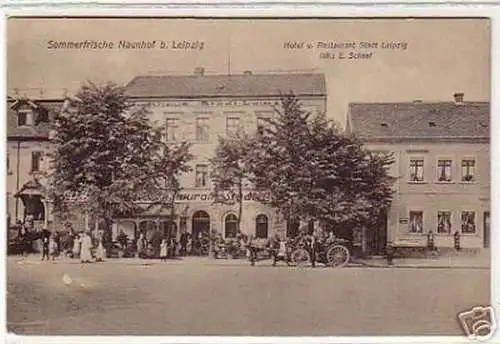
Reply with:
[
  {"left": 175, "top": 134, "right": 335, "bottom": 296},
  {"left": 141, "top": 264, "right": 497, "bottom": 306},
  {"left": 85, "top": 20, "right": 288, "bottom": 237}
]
[
  {"left": 346, "top": 93, "right": 490, "bottom": 254},
  {"left": 115, "top": 69, "right": 327, "bottom": 244},
  {"left": 6, "top": 93, "right": 64, "bottom": 233}
]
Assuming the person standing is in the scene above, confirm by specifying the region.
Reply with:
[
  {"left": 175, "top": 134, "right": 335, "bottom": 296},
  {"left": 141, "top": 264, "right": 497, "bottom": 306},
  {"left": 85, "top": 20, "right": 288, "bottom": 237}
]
[
  {"left": 49, "top": 235, "right": 58, "bottom": 261},
  {"left": 95, "top": 235, "right": 106, "bottom": 262},
  {"left": 80, "top": 232, "right": 93, "bottom": 263},
  {"left": 160, "top": 239, "right": 168, "bottom": 262},
  {"left": 136, "top": 232, "right": 145, "bottom": 258},
  {"left": 72, "top": 233, "right": 81, "bottom": 259},
  {"left": 180, "top": 231, "right": 188, "bottom": 256},
  {"left": 40, "top": 227, "right": 50, "bottom": 261}
]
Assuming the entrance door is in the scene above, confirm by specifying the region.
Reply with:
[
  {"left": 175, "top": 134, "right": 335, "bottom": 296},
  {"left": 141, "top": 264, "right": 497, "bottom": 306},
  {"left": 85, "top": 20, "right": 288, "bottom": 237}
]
[
  {"left": 484, "top": 212, "right": 490, "bottom": 249},
  {"left": 366, "top": 210, "right": 388, "bottom": 255},
  {"left": 192, "top": 211, "right": 210, "bottom": 239}
]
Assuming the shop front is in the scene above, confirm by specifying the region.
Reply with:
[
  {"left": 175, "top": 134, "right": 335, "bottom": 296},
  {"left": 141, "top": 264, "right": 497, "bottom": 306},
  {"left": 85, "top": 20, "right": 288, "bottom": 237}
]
[{"left": 112, "top": 190, "right": 283, "bottom": 247}]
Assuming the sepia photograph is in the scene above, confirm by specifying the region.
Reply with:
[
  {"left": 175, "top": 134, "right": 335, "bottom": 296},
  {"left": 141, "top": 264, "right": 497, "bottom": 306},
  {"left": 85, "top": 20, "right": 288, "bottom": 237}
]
[{"left": 5, "top": 17, "right": 492, "bottom": 338}]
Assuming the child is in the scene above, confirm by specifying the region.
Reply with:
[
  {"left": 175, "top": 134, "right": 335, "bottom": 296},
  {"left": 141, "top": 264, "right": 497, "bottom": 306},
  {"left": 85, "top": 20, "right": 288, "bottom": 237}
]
[{"left": 160, "top": 239, "right": 168, "bottom": 262}]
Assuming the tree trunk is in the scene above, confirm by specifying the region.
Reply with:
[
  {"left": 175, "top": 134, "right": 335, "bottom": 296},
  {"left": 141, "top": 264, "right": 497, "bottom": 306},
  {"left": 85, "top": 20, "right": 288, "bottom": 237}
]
[
  {"left": 168, "top": 190, "right": 178, "bottom": 246},
  {"left": 237, "top": 179, "right": 243, "bottom": 234}
]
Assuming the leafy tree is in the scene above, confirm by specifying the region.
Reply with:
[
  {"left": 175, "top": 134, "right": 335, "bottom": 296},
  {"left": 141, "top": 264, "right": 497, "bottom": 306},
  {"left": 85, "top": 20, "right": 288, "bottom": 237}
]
[
  {"left": 49, "top": 81, "right": 161, "bottom": 234},
  {"left": 209, "top": 130, "right": 254, "bottom": 236},
  {"left": 245, "top": 93, "right": 395, "bottom": 238},
  {"left": 140, "top": 141, "right": 193, "bottom": 243}
]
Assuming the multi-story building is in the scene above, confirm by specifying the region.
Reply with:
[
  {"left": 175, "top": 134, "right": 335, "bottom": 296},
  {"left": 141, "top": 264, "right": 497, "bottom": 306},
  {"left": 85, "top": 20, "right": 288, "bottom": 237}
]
[
  {"left": 114, "top": 69, "right": 327, "bottom": 242},
  {"left": 346, "top": 93, "right": 490, "bottom": 254},
  {"left": 6, "top": 93, "right": 64, "bottom": 232}
]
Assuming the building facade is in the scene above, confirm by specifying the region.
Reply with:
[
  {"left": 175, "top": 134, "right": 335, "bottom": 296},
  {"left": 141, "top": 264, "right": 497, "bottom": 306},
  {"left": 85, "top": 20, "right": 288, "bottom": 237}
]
[
  {"left": 346, "top": 93, "right": 490, "bottom": 253},
  {"left": 6, "top": 95, "right": 63, "bottom": 232},
  {"left": 114, "top": 70, "right": 327, "bottom": 243}
]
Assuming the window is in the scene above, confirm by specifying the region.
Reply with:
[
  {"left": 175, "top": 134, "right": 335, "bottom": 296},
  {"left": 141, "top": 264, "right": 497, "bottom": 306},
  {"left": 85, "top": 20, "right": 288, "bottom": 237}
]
[
  {"left": 226, "top": 117, "right": 241, "bottom": 136},
  {"left": 257, "top": 116, "right": 270, "bottom": 135},
  {"left": 409, "top": 159, "right": 424, "bottom": 182},
  {"left": 165, "top": 118, "right": 178, "bottom": 141},
  {"left": 255, "top": 214, "right": 269, "bottom": 239},
  {"left": 17, "top": 112, "right": 27, "bottom": 126},
  {"left": 31, "top": 151, "right": 43, "bottom": 172},
  {"left": 225, "top": 214, "right": 238, "bottom": 238},
  {"left": 195, "top": 117, "right": 209, "bottom": 142},
  {"left": 409, "top": 211, "right": 423, "bottom": 233},
  {"left": 195, "top": 164, "right": 208, "bottom": 187},
  {"left": 461, "top": 211, "right": 476, "bottom": 234},
  {"left": 437, "top": 211, "right": 452, "bottom": 234},
  {"left": 6, "top": 152, "right": 10, "bottom": 171},
  {"left": 437, "top": 160, "right": 452, "bottom": 182},
  {"left": 461, "top": 160, "right": 475, "bottom": 182}
]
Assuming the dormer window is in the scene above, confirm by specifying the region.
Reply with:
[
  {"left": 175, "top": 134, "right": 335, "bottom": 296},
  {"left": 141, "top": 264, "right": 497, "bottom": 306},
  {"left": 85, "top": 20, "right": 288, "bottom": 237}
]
[
  {"left": 17, "top": 110, "right": 33, "bottom": 127},
  {"left": 18, "top": 111, "right": 27, "bottom": 126}
]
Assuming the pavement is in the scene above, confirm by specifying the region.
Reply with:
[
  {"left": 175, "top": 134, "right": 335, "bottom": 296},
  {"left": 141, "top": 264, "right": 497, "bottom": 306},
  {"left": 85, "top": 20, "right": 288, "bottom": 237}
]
[
  {"left": 9, "top": 252, "right": 491, "bottom": 269},
  {"left": 6, "top": 253, "right": 490, "bottom": 336}
]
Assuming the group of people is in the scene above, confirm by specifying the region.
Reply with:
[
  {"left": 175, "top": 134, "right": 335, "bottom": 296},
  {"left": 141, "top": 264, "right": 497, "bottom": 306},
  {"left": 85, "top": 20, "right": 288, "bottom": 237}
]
[
  {"left": 132, "top": 230, "right": 210, "bottom": 260},
  {"left": 40, "top": 227, "right": 107, "bottom": 263}
]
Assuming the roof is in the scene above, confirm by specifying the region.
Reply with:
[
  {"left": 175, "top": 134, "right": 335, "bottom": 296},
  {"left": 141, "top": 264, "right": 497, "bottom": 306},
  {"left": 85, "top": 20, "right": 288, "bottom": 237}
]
[
  {"left": 125, "top": 73, "right": 327, "bottom": 99},
  {"left": 7, "top": 99, "right": 62, "bottom": 139},
  {"left": 347, "top": 101, "right": 490, "bottom": 141}
]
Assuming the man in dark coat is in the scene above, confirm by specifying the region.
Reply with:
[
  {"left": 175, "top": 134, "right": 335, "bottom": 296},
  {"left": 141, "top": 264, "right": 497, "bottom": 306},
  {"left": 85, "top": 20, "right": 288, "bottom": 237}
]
[
  {"left": 179, "top": 231, "right": 188, "bottom": 256},
  {"left": 40, "top": 227, "right": 51, "bottom": 261}
]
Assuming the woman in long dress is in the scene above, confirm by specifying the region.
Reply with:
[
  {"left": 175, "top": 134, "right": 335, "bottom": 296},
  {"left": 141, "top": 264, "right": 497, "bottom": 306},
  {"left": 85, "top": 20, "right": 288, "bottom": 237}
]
[
  {"left": 136, "top": 233, "right": 145, "bottom": 258},
  {"left": 49, "top": 236, "right": 58, "bottom": 261},
  {"left": 72, "top": 234, "right": 81, "bottom": 259},
  {"left": 159, "top": 239, "right": 168, "bottom": 262},
  {"left": 95, "top": 238, "right": 106, "bottom": 262},
  {"left": 80, "top": 232, "right": 93, "bottom": 263}
]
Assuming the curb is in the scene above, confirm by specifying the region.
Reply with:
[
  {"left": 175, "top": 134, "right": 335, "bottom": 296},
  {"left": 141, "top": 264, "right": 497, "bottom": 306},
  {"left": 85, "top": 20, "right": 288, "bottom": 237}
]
[{"left": 350, "top": 260, "right": 490, "bottom": 270}]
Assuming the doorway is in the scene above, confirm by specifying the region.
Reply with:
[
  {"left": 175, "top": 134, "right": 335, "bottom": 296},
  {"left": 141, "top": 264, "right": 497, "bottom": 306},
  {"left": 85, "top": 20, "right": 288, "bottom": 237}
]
[
  {"left": 484, "top": 212, "right": 490, "bottom": 249},
  {"left": 192, "top": 210, "right": 210, "bottom": 239}
]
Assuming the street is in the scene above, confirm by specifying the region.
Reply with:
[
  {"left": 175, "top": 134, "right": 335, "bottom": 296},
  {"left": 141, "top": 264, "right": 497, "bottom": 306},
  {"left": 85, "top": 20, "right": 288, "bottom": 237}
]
[{"left": 7, "top": 256, "right": 489, "bottom": 336}]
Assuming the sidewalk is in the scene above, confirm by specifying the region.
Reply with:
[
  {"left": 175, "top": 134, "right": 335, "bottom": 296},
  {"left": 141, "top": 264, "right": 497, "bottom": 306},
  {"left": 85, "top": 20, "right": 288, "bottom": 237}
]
[
  {"left": 8, "top": 253, "right": 491, "bottom": 269},
  {"left": 351, "top": 255, "right": 491, "bottom": 269}
]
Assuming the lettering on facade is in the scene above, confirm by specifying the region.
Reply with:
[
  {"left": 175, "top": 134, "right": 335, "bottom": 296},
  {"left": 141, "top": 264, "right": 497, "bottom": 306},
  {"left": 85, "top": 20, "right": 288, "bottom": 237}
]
[
  {"left": 136, "top": 100, "right": 281, "bottom": 109},
  {"left": 174, "top": 191, "right": 271, "bottom": 203}
]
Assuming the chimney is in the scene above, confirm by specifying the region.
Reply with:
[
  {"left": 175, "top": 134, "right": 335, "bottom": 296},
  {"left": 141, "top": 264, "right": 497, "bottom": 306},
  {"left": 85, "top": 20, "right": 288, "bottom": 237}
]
[
  {"left": 243, "top": 70, "right": 252, "bottom": 76},
  {"left": 454, "top": 92, "right": 464, "bottom": 104},
  {"left": 194, "top": 67, "right": 205, "bottom": 76}
]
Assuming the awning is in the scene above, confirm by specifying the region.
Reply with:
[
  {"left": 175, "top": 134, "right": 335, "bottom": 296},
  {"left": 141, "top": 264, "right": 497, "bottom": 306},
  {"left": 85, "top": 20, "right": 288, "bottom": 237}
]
[{"left": 15, "top": 179, "right": 46, "bottom": 198}]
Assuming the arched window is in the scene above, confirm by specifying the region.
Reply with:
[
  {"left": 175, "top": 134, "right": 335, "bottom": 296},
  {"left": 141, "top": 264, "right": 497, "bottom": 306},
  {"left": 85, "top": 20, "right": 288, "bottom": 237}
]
[
  {"left": 255, "top": 214, "right": 269, "bottom": 239},
  {"left": 225, "top": 214, "right": 238, "bottom": 238},
  {"left": 192, "top": 210, "right": 210, "bottom": 239}
]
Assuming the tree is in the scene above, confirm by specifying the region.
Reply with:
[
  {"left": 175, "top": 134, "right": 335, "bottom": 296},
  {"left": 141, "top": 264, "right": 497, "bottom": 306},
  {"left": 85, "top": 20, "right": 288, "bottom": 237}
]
[
  {"left": 209, "top": 130, "right": 253, "bottom": 236},
  {"left": 140, "top": 141, "right": 193, "bottom": 244},
  {"left": 245, "top": 93, "right": 395, "bottom": 238},
  {"left": 49, "top": 81, "right": 160, "bottom": 235}
]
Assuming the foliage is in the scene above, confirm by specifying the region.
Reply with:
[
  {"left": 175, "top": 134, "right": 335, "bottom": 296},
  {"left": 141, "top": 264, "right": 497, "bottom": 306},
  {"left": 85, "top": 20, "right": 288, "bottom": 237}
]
[
  {"left": 244, "top": 92, "right": 395, "bottom": 231},
  {"left": 49, "top": 81, "right": 192, "bottom": 232},
  {"left": 209, "top": 130, "right": 254, "bottom": 232}
]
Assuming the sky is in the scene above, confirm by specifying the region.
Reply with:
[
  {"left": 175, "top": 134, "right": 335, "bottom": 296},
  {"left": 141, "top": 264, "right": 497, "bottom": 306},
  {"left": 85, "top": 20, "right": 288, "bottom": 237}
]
[{"left": 7, "top": 18, "right": 490, "bottom": 126}]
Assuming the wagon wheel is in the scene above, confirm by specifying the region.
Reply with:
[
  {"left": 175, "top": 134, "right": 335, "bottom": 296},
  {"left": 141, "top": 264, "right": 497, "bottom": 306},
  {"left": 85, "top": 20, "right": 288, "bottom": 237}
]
[
  {"left": 326, "top": 245, "right": 350, "bottom": 268},
  {"left": 290, "top": 248, "right": 311, "bottom": 267}
]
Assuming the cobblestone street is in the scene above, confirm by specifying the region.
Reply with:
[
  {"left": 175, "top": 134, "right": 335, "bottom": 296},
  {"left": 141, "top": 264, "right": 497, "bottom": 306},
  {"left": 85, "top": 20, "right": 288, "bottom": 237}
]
[{"left": 6, "top": 256, "right": 489, "bottom": 336}]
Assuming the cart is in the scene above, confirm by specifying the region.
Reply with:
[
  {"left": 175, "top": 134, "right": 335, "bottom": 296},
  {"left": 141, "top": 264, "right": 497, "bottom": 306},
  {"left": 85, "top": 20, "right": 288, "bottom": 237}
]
[{"left": 289, "top": 234, "right": 350, "bottom": 268}]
